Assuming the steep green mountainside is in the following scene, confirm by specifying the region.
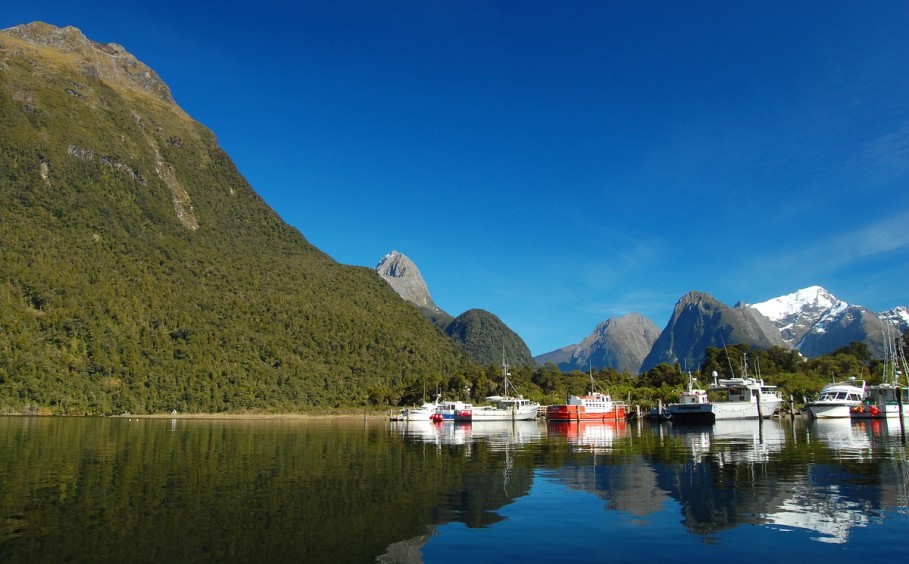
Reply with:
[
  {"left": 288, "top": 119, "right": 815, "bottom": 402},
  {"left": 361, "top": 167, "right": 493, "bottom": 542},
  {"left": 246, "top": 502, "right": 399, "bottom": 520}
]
[
  {"left": 445, "top": 309, "right": 536, "bottom": 367},
  {"left": 0, "top": 23, "right": 467, "bottom": 414}
]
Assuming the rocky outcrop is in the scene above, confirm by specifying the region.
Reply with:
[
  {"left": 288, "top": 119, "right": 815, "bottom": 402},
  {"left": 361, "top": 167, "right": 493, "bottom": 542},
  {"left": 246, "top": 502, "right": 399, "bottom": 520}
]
[{"left": 375, "top": 250, "right": 446, "bottom": 315}]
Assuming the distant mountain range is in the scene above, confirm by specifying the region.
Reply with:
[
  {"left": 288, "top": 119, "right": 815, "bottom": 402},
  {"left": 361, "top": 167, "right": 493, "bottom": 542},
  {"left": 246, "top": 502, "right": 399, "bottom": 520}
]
[
  {"left": 377, "top": 250, "right": 908, "bottom": 373},
  {"left": 557, "top": 287, "right": 907, "bottom": 372}
]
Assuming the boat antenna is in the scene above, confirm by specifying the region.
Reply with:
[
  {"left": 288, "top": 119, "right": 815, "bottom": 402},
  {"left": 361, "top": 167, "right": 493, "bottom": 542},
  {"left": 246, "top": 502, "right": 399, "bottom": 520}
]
[{"left": 721, "top": 338, "right": 735, "bottom": 379}]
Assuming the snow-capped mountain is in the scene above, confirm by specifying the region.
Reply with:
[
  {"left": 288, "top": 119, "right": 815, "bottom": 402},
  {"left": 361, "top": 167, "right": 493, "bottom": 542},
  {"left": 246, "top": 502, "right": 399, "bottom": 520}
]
[
  {"left": 750, "top": 286, "right": 842, "bottom": 347},
  {"left": 750, "top": 287, "right": 907, "bottom": 358}
]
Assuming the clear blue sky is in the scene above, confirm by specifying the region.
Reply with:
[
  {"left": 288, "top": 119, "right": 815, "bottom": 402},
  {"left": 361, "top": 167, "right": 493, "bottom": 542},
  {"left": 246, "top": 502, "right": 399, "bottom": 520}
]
[{"left": 5, "top": 2, "right": 909, "bottom": 355}]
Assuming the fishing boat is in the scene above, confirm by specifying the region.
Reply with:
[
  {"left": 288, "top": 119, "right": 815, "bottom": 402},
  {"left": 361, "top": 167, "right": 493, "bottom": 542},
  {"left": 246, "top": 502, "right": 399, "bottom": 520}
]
[
  {"left": 665, "top": 374, "right": 715, "bottom": 424},
  {"left": 805, "top": 378, "right": 866, "bottom": 419},
  {"left": 546, "top": 368, "right": 626, "bottom": 422},
  {"left": 454, "top": 356, "right": 540, "bottom": 422}
]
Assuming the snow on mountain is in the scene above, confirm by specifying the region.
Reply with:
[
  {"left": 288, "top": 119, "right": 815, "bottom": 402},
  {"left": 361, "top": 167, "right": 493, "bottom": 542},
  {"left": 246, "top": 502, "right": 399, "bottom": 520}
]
[
  {"left": 880, "top": 306, "right": 909, "bottom": 329},
  {"left": 750, "top": 286, "right": 907, "bottom": 358},
  {"left": 750, "top": 286, "right": 843, "bottom": 346}
]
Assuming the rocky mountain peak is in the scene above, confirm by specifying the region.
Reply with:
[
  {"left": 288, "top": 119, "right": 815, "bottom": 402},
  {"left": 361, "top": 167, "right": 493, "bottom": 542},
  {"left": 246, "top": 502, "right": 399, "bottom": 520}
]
[
  {"left": 375, "top": 250, "right": 443, "bottom": 314},
  {"left": 2, "top": 22, "right": 179, "bottom": 110},
  {"left": 640, "top": 291, "right": 784, "bottom": 372}
]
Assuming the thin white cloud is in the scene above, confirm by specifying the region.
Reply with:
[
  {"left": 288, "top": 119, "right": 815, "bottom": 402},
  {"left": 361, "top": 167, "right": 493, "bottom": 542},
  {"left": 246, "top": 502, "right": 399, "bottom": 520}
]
[{"left": 834, "top": 210, "right": 909, "bottom": 261}]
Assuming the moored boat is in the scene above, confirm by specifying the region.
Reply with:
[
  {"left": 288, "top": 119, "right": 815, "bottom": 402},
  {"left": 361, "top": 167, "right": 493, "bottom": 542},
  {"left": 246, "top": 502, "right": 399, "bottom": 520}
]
[
  {"left": 850, "top": 331, "right": 908, "bottom": 420},
  {"left": 454, "top": 355, "right": 540, "bottom": 422},
  {"left": 707, "top": 373, "right": 784, "bottom": 420},
  {"left": 391, "top": 394, "right": 444, "bottom": 422},
  {"left": 546, "top": 369, "right": 626, "bottom": 422},
  {"left": 665, "top": 374, "right": 715, "bottom": 424},
  {"left": 430, "top": 399, "right": 473, "bottom": 422},
  {"left": 805, "top": 378, "right": 866, "bottom": 419}
]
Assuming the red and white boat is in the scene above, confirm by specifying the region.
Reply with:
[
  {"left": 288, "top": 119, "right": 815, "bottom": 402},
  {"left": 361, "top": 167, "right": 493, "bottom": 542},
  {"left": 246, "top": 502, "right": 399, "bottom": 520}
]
[{"left": 547, "top": 371, "right": 626, "bottom": 422}]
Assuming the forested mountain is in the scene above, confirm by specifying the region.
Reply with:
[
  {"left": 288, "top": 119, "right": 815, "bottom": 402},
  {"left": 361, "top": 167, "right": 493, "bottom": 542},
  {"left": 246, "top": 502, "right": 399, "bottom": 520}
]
[
  {"left": 444, "top": 309, "right": 536, "bottom": 367},
  {"left": 0, "top": 22, "right": 468, "bottom": 414}
]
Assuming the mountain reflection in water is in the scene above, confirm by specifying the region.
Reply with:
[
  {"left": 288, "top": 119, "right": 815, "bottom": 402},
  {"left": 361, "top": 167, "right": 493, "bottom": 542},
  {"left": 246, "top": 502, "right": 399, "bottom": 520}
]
[{"left": 1, "top": 416, "right": 907, "bottom": 563}]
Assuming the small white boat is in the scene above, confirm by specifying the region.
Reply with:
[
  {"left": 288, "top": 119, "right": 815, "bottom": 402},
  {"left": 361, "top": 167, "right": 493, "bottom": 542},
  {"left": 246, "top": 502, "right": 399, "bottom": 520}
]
[
  {"left": 459, "top": 396, "right": 540, "bottom": 421},
  {"left": 805, "top": 378, "right": 866, "bottom": 419},
  {"left": 454, "top": 355, "right": 540, "bottom": 422},
  {"left": 391, "top": 395, "right": 442, "bottom": 421}
]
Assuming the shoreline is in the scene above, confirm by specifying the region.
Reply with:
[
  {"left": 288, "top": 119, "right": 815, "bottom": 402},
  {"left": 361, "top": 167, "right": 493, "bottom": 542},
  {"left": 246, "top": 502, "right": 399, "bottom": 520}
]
[{"left": 3, "top": 411, "right": 392, "bottom": 420}]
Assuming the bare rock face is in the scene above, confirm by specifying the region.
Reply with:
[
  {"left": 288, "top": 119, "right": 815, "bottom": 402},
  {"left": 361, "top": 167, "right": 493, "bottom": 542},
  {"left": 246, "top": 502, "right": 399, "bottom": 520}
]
[
  {"left": 535, "top": 313, "right": 660, "bottom": 374},
  {"left": 375, "top": 250, "right": 444, "bottom": 314}
]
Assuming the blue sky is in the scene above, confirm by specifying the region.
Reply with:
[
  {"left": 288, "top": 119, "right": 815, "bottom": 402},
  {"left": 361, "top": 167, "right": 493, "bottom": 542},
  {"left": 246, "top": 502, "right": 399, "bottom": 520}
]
[{"left": 5, "top": 2, "right": 909, "bottom": 355}]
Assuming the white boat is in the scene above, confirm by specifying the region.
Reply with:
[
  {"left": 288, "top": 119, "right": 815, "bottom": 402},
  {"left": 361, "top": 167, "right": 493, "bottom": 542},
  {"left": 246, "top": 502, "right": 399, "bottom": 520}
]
[
  {"left": 455, "top": 356, "right": 540, "bottom": 422},
  {"left": 708, "top": 372, "right": 784, "bottom": 420},
  {"left": 850, "top": 383, "right": 908, "bottom": 419},
  {"left": 700, "top": 353, "right": 784, "bottom": 420},
  {"left": 391, "top": 395, "right": 442, "bottom": 421},
  {"left": 805, "top": 378, "right": 866, "bottom": 419},
  {"left": 461, "top": 395, "right": 540, "bottom": 421}
]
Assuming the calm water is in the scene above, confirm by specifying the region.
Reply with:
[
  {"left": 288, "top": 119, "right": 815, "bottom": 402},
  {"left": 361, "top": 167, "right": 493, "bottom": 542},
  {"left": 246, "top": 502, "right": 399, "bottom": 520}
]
[{"left": 1, "top": 416, "right": 907, "bottom": 563}]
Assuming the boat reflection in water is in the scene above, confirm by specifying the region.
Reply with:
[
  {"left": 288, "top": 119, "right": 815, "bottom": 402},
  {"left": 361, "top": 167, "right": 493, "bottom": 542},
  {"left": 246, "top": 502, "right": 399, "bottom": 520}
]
[
  {"left": 392, "top": 419, "right": 546, "bottom": 449},
  {"left": 547, "top": 420, "right": 627, "bottom": 452},
  {"left": 666, "top": 418, "right": 786, "bottom": 464}
]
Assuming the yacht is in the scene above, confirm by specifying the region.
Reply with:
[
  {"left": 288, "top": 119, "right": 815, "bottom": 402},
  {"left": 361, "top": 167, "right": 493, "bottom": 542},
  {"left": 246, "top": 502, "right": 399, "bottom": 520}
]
[{"left": 805, "top": 378, "right": 866, "bottom": 419}]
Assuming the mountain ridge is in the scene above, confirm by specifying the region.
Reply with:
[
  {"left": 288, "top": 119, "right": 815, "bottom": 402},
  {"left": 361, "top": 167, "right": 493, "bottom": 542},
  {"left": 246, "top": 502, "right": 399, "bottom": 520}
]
[{"left": 534, "top": 313, "right": 660, "bottom": 374}]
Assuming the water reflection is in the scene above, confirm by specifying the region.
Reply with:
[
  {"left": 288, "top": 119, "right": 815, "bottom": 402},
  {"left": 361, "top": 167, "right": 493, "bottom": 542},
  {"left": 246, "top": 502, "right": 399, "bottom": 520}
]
[
  {"left": 392, "top": 419, "right": 547, "bottom": 449},
  {"left": 2, "top": 416, "right": 908, "bottom": 563},
  {"left": 547, "top": 420, "right": 626, "bottom": 451}
]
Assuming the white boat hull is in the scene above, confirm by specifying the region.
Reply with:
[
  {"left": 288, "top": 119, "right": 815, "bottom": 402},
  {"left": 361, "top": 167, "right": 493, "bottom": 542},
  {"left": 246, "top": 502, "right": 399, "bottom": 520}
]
[
  {"left": 807, "top": 403, "right": 857, "bottom": 419},
  {"left": 460, "top": 405, "right": 539, "bottom": 421},
  {"left": 712, "top": 398, "right": 783, "bottom": 420}
]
